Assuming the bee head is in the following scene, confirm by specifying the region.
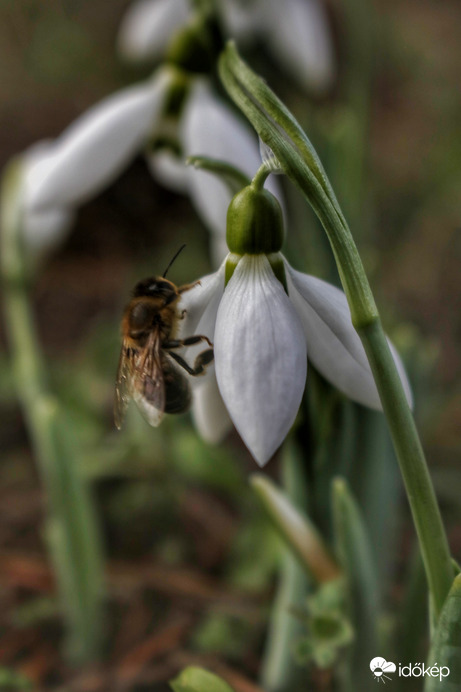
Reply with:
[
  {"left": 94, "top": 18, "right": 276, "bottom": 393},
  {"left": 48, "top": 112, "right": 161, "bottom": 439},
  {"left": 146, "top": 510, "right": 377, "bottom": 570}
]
[{"left": 133, "top": 277, "right": 179, "bottom": 304}]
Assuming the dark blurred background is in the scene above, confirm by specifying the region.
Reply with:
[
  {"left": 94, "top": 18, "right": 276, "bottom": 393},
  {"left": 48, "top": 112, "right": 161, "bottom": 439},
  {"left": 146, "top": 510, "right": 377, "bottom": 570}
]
[{"left": 1, "top": 0, "right": 460, "bottom": 689}]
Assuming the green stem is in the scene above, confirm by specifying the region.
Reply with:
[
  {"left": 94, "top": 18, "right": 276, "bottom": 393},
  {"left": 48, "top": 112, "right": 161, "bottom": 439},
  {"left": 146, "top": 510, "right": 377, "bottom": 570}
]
[
  {"left": 1, "top": 160, "right": 105, "bottom": 662},
  {"left": 358, "top": 319, "right": 452, "bottom": 615},
  {"left": 218, "top": 43, "right": 453, "bottom": 618},
  {"left": 252, "top": 164, "right": 272, "bottom": 191}
]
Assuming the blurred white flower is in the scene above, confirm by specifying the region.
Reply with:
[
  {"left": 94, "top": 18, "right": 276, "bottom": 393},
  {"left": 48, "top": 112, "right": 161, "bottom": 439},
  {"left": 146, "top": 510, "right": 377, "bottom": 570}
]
[
  {"left": 117, "top": 0, "right": 189, "bottom": 63},
  {"left": 25, "top": 68, "right": 172, "bottom": 213},
  {"left": 118, "top": 0, "right": 335, "bottom": 93},
  {"left": 148, "top": 80, "right": 284, "bottom": 264},
  {"left": 5, "top": 143, "right": 75, "bottom": 267},
  {"left": 21, "top": 62, "right": 280, "bottom": 267},
  {"left": 260, "top": 0, "right": 335, "bottom": 93},
  {"left": 181, "top": 254, "right": 412, "bottom": 466}
]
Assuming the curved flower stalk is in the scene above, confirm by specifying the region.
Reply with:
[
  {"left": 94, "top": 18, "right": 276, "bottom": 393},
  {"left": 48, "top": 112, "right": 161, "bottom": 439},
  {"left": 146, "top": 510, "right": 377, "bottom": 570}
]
[
  {"left": 118, "top": 0, "right": 335, "bottom": 94},
  {"left": 179, "top": 181, "right": 411, "bottom": 466}
]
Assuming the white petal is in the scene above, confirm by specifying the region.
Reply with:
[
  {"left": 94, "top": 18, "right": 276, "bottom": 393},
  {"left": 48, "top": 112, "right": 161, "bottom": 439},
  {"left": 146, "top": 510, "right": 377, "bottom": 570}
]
[
  {"left": 179, "top": 260, "right": 226, "bottom": 338},
  {"left": 192, "top": 370, "right": 233, "bottom": 444},
  {"left": 209, "top": 234, "right": 229, "bottom": 268},
  {"left": 17, "top": 142, "right": 75, "bottom": 262},
  {"left": 287, "top": 266, "right": 413, "bottom": 410},
  {"left": 25, "top": 69, "right": 171, "bottom": 211},
  {"left": 181, "top": 81, "right": 284, "bottom": 236},
  {"left": 215, "top": 255, "right": 307, "bottom": 466},
  {"left": 263, "top": 0, "right": 335, "bottom": 93},
  {"left": 117, "top": 0, "right": 189, "bottom": 62},
  {"left": 146, "top": 149, "right": 189, "bottom": 193}
]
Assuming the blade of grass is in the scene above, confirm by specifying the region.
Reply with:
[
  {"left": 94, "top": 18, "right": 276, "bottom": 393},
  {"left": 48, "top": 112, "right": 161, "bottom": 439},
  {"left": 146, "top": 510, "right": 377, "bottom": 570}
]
[
  {"left": 332, "top": 477, "right": 380, "bottom": 688},
  {"left": 1, "top": 159, "right": 105, "bottom": 662}
]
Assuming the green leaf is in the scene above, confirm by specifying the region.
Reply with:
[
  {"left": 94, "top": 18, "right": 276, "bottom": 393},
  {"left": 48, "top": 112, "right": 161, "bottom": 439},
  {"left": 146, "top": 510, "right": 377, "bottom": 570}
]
[
  {"left": 250, "top": 474, "right": 339, "bottom": 583},
  {"left": 170, "top": 667, "right": 235, "bottom": 692},
  {"left": 425, "top": 574, "right": 461, "bottom": 692},
  {"left": 260, "top": 442, "right": 312, "bottom": 692},
  {"left": 332, "top": 477, "right": 380, "bottom": 686}
]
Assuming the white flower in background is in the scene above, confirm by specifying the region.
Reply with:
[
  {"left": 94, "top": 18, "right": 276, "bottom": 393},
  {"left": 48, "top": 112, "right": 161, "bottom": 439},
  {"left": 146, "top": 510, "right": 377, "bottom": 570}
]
[
  {"left": 148, "top": 79, "right": 284, "bottom": 264},
  {"left": 25, "top": 68, "right": 172, "bottom": 213},
  {"left": 7, "top": 143, "right": 76, "bottom": 267},
  {"left": 258, "top": 0, "right": 335, "bottom": 93},
  {"left": 118, "top": 0, "right": 335, "bottom": 94},
  {"left": 117, "top": 0, "right": 189, "bottom": 63},
  {"left": 21, "top": 61, "right": 279, "bottom": 267},
  {"left": 181, "top": 254, "right": 412, "bottom": 467}
]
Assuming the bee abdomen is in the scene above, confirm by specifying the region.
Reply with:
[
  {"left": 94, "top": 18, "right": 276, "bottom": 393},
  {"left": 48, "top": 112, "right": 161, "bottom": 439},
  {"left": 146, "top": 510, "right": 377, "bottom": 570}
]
[{"left": 164, "top": 362, "right": 192, "bottom": 414}]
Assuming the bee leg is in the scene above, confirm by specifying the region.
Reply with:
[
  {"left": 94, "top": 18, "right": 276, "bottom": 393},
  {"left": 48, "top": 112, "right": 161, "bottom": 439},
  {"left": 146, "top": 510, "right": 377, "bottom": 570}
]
[
  {"left": 168, "top": 348, "right": 214, "bottom": 377},
  {"left": 178, "top": 280, "right": 201, "bottom": 294},
  {"left": 164, "top": 335, "right": 213, "bottom": 349}
]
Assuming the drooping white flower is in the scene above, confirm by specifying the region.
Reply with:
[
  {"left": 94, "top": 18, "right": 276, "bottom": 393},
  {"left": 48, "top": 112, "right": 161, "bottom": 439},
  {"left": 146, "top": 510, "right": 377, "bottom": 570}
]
[
  {"left": 24, "top": 68, "right": 172, "bottom": 213},
  {"left": 180, "top": 254, "right": 412, "bottom": 467},
  {"left": 118, "top": 0, "right": 335, "bottom": 93}
]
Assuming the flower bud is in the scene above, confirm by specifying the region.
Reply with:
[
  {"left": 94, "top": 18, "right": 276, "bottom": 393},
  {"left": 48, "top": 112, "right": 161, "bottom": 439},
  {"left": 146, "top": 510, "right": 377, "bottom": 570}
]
[{"left": 226, "top": 184, "right": 284, "bottom": 255}]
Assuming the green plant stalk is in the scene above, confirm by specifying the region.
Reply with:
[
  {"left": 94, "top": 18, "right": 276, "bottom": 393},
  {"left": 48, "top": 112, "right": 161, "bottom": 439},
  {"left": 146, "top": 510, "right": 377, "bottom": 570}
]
[
  {"left": 1, "top": 161, "right": 105, "bottom": 662},
  {"left": 219, "top": 43, "right": 453, "bottom": 618}
]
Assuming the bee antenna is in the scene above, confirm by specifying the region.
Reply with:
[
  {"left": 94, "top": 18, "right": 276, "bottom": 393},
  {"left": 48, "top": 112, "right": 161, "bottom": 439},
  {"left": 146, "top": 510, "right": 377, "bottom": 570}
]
[{"left": 163, "top": 244, "right": 187, "bottom": 278}]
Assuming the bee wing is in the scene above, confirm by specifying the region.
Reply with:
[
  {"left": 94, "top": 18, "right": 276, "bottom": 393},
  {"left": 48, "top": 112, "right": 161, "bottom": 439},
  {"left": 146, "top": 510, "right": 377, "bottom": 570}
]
[
  {"left": 114, "top": 330, "right": 166, "bottom": 429},
  {"left": 114, "top": 341, "right": 134, "bottom": 430},
  {"left": 133, "top": 332, "right": 165, "bottom": 428}
]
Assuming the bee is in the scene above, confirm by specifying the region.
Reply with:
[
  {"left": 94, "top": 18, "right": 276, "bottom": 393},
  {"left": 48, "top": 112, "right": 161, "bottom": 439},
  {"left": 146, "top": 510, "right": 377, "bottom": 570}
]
[{"left": 114, "top": 246, "right": 214, "bottom": 429}]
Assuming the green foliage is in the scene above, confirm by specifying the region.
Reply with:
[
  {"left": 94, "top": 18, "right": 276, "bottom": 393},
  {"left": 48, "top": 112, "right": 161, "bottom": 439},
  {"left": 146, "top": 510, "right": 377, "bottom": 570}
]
[
  {"left": 192, "top": 613, "right": 253, "bottom": 659},
  {"left": 426, "top": 575, "right": 461, "bottom": 692},
  {"left": 0, "top": 668, "right": 32, "bottom": 691},
  {"left": 332, "top": 478, "right": 380, "bottom": 686},
  {"left": 170, "top": 667, "right": 235, "bottom": 692},
  {"left": 293, "top": 580, "right": 354, "bottom": 670}
]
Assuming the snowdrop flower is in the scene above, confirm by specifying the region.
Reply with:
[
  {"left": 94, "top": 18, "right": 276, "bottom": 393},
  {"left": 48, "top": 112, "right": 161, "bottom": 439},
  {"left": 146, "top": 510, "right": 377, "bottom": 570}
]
[
  {"left": 148, "top": 79, "right": 284, "bottom": 264},
  {"left": 24, "top": 68, "right": 172, "bottom": 214},
  {"left": 180, "top": 183, "right": 412, "bottom": 466},
  {"left": 117, "top": 0, "right": 189, "bottom": 63},
  {"left": 118, "top": 0, "right": 335, "bottom": 94}
]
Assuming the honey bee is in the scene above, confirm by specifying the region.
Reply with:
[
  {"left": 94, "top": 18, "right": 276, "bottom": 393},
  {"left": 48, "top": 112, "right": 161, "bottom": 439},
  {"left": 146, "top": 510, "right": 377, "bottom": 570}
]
[{"left": 114, "top": 247, "right": 214, "bottom": 429}]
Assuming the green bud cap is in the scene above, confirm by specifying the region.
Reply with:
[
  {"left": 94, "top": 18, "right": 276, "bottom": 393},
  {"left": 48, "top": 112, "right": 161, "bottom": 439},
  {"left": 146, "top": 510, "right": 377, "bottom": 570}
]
[
  {"left": 166, "top": 17, "right": 222, "bottom": 74},
  {"left": 226, "top": 185, "right": 284, "bottom": 255}
]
